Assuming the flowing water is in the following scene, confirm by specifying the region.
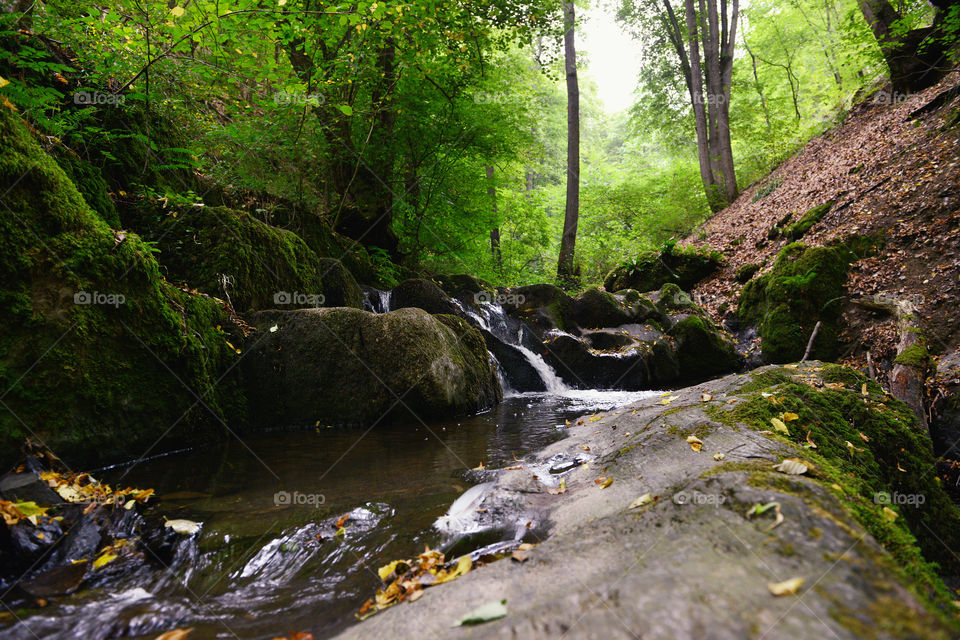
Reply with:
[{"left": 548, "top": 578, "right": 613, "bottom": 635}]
[
  {"left": 3, "top": 390, "right": 656, "bottom": 640},
  {"left": 2, "top": 300, "right": 659, "bottom": 639}
]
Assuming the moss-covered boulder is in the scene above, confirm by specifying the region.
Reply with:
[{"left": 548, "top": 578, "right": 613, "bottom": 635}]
[
  {"left": 390, "top": 278, "right": 461, "bottom": 315},
  {"left": 0, "top": 105, "right": 243, "bottom": 468},
  {"left": 500, "top": 284, "right": 575, "bottom": 337},
  {"left": 144, "top": 206, "right": 362, "bottom": 311},
  {"left": 434, "top": 274, "right": 494, "bottom": 298},
  {"left": 604, "top": 244, "right": 723, "bottom": 293},
  {"left": 734, "top": 263, "right": 761, "bottom": 284},
  {"left": 241, "top": 308, "right": 501, "bottom": 427},
  {"left": 52, "top": 150, "right": 120, "bottom": 228},
  {"left": 571, "top": 287, "right": 633, "bottom": 328},
  {"left": 738, "top": 242, "right": 850, "bottom": 363},
  {"left": 666, "top": 316, "right": 740, "bottom": 381}
]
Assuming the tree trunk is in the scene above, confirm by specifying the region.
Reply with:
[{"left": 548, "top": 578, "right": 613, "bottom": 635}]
[
  {"left": 857, "top": 0, "right": 949, "bottom": 92},
  {"left": 557, "top": 1, "right": 580, "bottom": 286},
  {"left": 486, "top": 165, "right": 502, "bottom": 274}
]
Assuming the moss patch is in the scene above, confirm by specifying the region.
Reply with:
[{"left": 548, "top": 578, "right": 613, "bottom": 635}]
[
  {"left": 786, "top": 202, "right": 834, "bottom": 240},
  {"left": 605, "top": 244, "right": 723, "bottom": 293},
  {"left": 738, "top": 242, "right": 851, "bottom": 363},
  {"left": 708, "top": 365, "right": 960, "bottom": 612},
  {"left": 0, "top": 105, "right": 244, "bottom": 468}
]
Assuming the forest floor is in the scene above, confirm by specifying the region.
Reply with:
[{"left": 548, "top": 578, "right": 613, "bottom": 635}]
[{"left": 683, "top": 70, "right": 960, "bottom": 393}]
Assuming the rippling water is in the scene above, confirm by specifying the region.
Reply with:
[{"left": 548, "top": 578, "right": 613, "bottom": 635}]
[{"left": 3, "top": 390, "right": 655, "bottom": 639}]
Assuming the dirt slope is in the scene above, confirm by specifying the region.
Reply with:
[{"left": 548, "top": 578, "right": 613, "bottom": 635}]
[{"left": 684, "top": 72, "right": 960, "bottom": 379}]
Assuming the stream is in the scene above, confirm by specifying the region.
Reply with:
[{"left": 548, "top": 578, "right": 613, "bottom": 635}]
[{"left": 2, "top": 292, "right": 659, "bottom": 639}]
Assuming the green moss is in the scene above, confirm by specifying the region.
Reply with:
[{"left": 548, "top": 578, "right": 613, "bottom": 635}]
[
  {"left": 809, "top": 526, "right": 824, "bottom": 539},
  {"left": 141, "top": 205, "right": 362, "bottom": 311},
  {"left": 734, "top": 263, "right": 761, "bottom": 284},
  {"left": 738, "top": 242, "right": 852, "bottom": 363},
  {"left": 53, "top": 150, "right": 120, "bottom": 228},
  {"left": 707, "top": 366, "right": 960, "bottom": 609},
  {"left": 0, "top": 105, "right": 243, "bottom": 468},
  {"left": 894, "top": 344, "right": 933, "bottom": 370},
  {"left": 786, "top": 202, "right": 834, "bottom": 240},
  {"left": 666, "top": 316, "right": 739, "bottom": 378},
  {"left": 605, "top": 244, "right": 723, "bottom": 293},
  {"left": 828, "top": 596, "right": 954, "bottom": 640}
]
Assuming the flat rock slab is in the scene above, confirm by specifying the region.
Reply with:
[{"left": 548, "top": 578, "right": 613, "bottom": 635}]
[{"left": 333, "top": 364, "right": 954, "bottom": 640}]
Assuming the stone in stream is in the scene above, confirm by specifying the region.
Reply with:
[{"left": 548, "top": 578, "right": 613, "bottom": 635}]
[
  {"left": 241, "top": 307, "right": 502, "bottom": 427},
  {"left": 333, "top": 363, "right": 960, "bottom": 640}
]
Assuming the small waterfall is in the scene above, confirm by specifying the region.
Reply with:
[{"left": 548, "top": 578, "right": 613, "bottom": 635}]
[
  {"left": 470, "top": 302, "right": 569, "bottom": 394},
  {"left": 362, "top": 287, "right": 392, "bottom": 314}
]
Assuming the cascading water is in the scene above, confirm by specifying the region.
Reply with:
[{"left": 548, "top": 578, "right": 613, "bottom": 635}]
[{"left": 463, "top": 302, "right": 569, "bottom": 394}]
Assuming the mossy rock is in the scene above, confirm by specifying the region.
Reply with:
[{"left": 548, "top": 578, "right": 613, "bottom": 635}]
[
  {"left": 734, "top": 263, "right": 761, "bottom": 284},
  {"left": 572, "top": 287, "right": 633, "bottom": 328},
  {"left": 241, "top": 307, "right": 501, "bottom": 427},
  {"left": 666, "top": 316, "right": 739, "bottom": 380},
  {"left": 144, "top": 206, "right": 361, "bottom": 311},
  {"left": 434, "top": 274, "right": 494, "bottom": 298},
  {"left": 738, "top": 242, "right": 851, "bottom": 363},
  {"left": 0, "top": 105, "right": 243, "bottom": 468},
  {"left": 711, "top": 364, "right": 960, "bottom": 590},
  {"left": 500, "top": 284, "right": 576, "bottom": 335},
  {"left": 786, "top": 202, "right": 834, "bottom": 240},
  {"left": 52, "top": 149, "right": 120, "bottom": 228},
  {"left": 604, "top": 244, "right": 723, "bottom": 293},
  {"left": 390, "top": 278, "right": 461, "bottom": 315}
]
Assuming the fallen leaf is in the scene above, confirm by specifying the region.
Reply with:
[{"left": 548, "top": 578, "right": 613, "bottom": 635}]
[
  {"left": 770, "top": 418, "right": 789, "bottom": 434},
  {"left": 596, "top": 477, "right": 613, "bottom": 489},
  {"left": 768, "top": 577, "right": 804, "bottom": 596},
  {"left": 858, "top": 431, "right": 871, "bottom": 443},
  {"left": 511, "top": 550, "right": 529, "bottom": 563},
  {"left": 882, "top": 506, "right": 898, "bottom": 521},
  {"left": 453, "top": 599, "right": 508, "bottom": 626},
  {"left": 773, "top": 459, "right": 809, "bottom": 475},
  {"left": 805, "top": 431, "right": 818, "bottom": 449},
  {"left": 628, "top": 493, "right": 654, "bottom": 509},
  {"left": 897, "top": 461, "right": 906, "bottom": 472},
  {"left": 164, "top": 519, "right": 201, "bottom": 535},
  {"left": 701, "top": 393, "right": 713, "bottom": 402},
  {"left": 782, "top": 412, "right": 799, "bottom": 422},
  {"left": 686, "top": 435, "right": 703, "bottom": 452},
  {"left": 93, "top": 553, "right": 117, "bottom": 570},
  {"left": 580, "top": 445, "right": 590, "bottom": 451},
  {"left": 155, "top": 630, "right": 193, "bottom": 640},
  {"left": 713, "top": 452, "right": 726, "bottom": 461}
]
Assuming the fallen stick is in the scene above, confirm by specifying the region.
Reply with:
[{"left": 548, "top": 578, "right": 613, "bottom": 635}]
[{"left": 801, "top": 321, "right": 822, "bottom": 361}]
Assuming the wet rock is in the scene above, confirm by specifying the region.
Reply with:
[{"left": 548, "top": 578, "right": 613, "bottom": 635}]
[
  {"left": 0, "top": 472, "right": 63, "bottom": 505},
  {"left": 499, "top": 284, "right": 576, "bottom": 338},
  {"left": 390, "top": 278, "right": 462, "bottom": 315},
  {"left": 242, "top": 307, "right": 502, "bottom": 428},
  {"left": 604, "top": 245, "right": 723, "bottom": 293},
  {"left": 570, "top": 287, "right": 633, "bottom": 328},
  {"left": 335, "top": 363, "right": 960, "bottom": 640}
]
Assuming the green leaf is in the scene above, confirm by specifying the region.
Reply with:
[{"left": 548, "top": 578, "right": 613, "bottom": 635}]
[
  {"left": 337, "top": 104, "right": 353, "bottom": 116},
  {"left": 453, "top": 599, "right": 507, "bottom": 626}
]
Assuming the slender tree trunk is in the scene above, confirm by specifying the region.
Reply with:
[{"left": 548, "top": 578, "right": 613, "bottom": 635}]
[
  {"left": 486, "top": 165, "right": 502, "bottom": 274},
  {"left": 557, "top": 1, "right": 580, "bottom": 285},
  {"left": 682, "top": 0, "right": 722, "bottom": 211},
  {"left": 716, "top": 0, "right": 739, "bottom": 203}
]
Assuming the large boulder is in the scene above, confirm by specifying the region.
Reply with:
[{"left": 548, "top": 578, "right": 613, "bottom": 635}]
[
  {"left": 543, "top": 329, "right": 679, "bottom": 390},
  {"left": 0, "top": 105, "right": 243, "bottom": 469},
  {"left": 141, "top": 205, "right": 363, "bottom": 311},
  {"left": 390, "top": 278, "right": 462, "bottom": 316},
  {"left": 499, "top": 284, "right": 576, "bottom": 338},
  {"left": 241, "top": 307, "right": 501, "bottom": 427},
  {"left": 335, "top": 363, "right": 960, "bottom": 639},
  {"left": 434, "top": 274, "right": 493, "bottom": 298},
  {"left": 570, "top": 287, "right": 633, "bottom": 328},
  {"left": 738, "top": 242, "right": 851, "bottom": 363},
  {"left": 666, "top": 316, "right": 741, "bottom": 381},
  {"left": 604, "top": 244, "right": 723, "bottom": 293}
]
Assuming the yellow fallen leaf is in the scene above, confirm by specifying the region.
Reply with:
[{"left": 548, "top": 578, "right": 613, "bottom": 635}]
[
  {"left": 93, "top": 553, "right": 117, "bottom": 570},
  {"left": 435, "top": 555, "right": 471, "bottom": 584},
  {"left": 782, "top": 412, "right": 799, "bottom": 422},
  {"left": 628, "top": 493, "right": 653, "bottom": 509},
  {"left": 882, "top": 506, "right": 898, "bottom": 521},
  {"left": 686, "top": 435, "right": 703, "bottom": 452},
  {"left": 378, "top": 560, "right": 409, "bottom": 581},
  {"left": 701, "top": 393, "right": 713, "bottom": 402},
  {"left": 597, "top": 477, "right": 613, "bottom": 489},
  {"left": 154, "top": 629, "right": 193, "bottom": 640},
  {"left": 784, "top": 364, "right": 798, "bottom": 369},
  {"left": 858, "top": 431, "right": 870, "bottom": 443},
  {"left": 770, "top": 418, "right": 789, "bottom": 434},
  {"left": 768, "top": 577, "right": 804, "bottom": 596},
  {"left": 713, "top": 452, "right": 725, "bottom": 461},
  {"left": 0, "top": 75, "right": 9, "bottom": 89}
]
